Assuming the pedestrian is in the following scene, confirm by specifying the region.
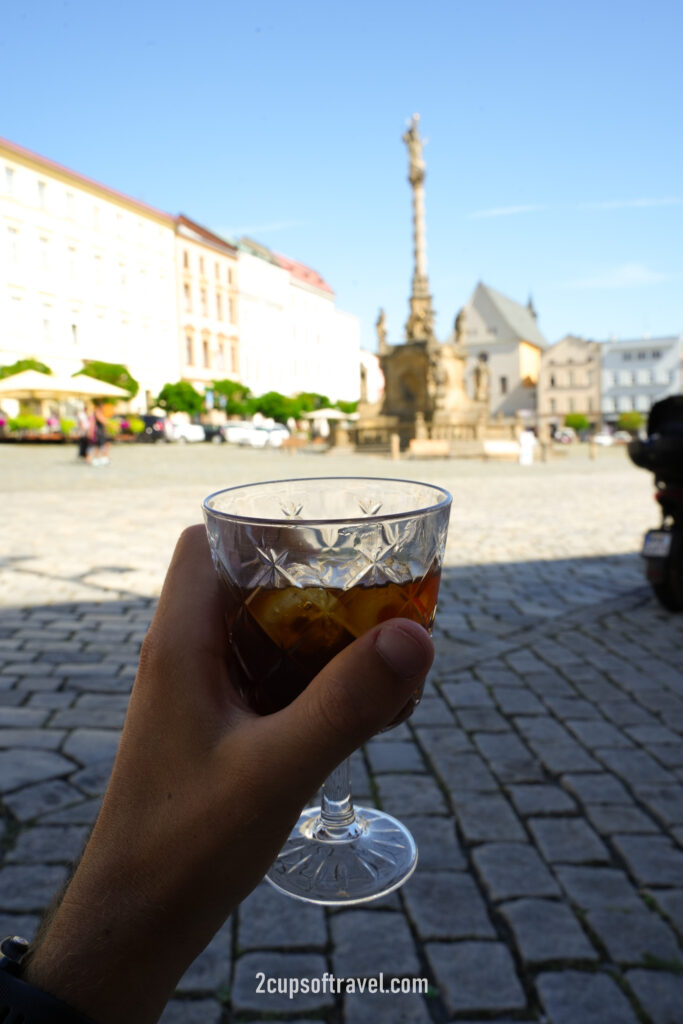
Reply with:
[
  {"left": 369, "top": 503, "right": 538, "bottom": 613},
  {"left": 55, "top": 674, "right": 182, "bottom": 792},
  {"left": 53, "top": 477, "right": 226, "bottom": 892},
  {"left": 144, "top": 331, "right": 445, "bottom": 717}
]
[
  {"left": 76, "top": 404, "right": 92, "bottom": 462},
  {"left": 91, "top": 404, "right": 110, "bottom": 466},
  {"left": 0, "top": 526, "right": 433, "bottom": 1024}
]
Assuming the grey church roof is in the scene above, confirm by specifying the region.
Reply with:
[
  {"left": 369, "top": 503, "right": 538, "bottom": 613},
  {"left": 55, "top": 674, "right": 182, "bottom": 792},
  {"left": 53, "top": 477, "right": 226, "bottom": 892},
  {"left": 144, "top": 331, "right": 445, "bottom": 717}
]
[{"left": 474, "top": 282, "right": 548, "bottom": 350}]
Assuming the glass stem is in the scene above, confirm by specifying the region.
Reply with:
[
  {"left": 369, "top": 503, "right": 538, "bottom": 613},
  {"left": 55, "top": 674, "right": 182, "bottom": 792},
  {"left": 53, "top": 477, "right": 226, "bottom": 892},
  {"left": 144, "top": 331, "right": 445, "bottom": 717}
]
[{"left": 317, "top": 758, "right": 360, "bottom": 839}]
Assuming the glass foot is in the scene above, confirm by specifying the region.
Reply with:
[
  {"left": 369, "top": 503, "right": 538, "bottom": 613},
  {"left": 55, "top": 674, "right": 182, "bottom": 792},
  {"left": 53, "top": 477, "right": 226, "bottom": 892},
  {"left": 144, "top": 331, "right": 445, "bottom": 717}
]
[{"left": 265, "top": 805, "right": 417, "bottom": 905}]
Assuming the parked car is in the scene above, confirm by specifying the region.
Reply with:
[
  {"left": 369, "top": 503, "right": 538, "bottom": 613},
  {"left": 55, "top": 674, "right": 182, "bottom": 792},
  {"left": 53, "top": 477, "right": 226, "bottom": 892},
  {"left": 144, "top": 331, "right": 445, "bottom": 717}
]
[
  {"left": 591, "top": 432, "right": 614, "bottom": 446},
  {"left": 167, "top": 420, "right": 205, "bottom": 443},
  {"left": 612, "top": 430, "right": 633, "bottom": 444},
  {"left": 220, "top": 420, "right": 291, "bottom": 448},
  {"left": 136, "top": 414, "right": 170, "bottom": 443},
  {"left": 552, "top": 427, "right": 576, "bottom": 444}
]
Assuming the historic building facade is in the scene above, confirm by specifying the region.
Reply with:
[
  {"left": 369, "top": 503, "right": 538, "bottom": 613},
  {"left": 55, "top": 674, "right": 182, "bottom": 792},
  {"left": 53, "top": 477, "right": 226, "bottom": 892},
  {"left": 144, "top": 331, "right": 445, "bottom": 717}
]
[
  {"left": 175, "top": 216, "right": 239, "bottom": 392},
  {"left": 461, "top": 282, "right": 547, "bottom": 420},
  {"left": 600, "top": 334, "right": 682, "bottom": 422},
  {"left": 537, "top": 335, "right": 602, "bottom": 432},
  {"left": 0, "top": 136, "right": 361, "bottom": 410},
  {"left": 0, "top": 136, "right": 178, "bottom": 410}
]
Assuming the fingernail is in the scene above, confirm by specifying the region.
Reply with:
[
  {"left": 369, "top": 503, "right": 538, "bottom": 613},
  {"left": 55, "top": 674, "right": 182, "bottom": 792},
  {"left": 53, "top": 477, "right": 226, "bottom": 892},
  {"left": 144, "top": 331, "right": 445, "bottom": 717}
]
[{"left": 375, "top": 622, "right": 432, "bottom": 678}]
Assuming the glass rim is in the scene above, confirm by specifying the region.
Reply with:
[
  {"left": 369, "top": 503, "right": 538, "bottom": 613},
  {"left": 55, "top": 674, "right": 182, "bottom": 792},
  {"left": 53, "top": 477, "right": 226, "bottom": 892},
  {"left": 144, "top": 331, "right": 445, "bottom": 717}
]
[{"left": 202, "top": 476, "right": 452, "bottom": 527}]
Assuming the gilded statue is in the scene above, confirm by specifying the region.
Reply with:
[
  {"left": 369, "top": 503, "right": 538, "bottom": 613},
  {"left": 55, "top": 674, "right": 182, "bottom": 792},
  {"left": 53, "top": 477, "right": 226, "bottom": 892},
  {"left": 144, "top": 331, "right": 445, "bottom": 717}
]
[
  {"left": 474, "top": 353, "right": 490, "bottom": 402},
  {"left": 375, "top": 308, "right": 388, "bottom": 352},
  {"left": 403, "top": 113, "right": 425, "bottom": 186}
]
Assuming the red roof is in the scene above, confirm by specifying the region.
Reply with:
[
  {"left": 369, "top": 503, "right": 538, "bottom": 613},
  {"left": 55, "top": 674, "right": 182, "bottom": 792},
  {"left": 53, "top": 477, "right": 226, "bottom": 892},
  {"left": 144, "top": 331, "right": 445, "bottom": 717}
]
[
  {"left": 0, "top": 135, "right": 174, "bottom": 224},
  {"left": 274, "top": 253, "right": 334, "bottom": 295}
]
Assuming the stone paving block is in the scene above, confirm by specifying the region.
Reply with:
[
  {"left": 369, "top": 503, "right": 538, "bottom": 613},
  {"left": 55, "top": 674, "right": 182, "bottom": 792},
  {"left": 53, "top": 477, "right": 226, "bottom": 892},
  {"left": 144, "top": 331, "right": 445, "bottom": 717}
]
[
  {"left": 472, "top": 732, "right": 544, "bottom": 783},
  {"left": 158, "top": 999, "right": 222, "bottom": 1024},
  {"left": 343, "top": 991, "right": 432, "bottom": 1023},
  {"left": 410, "top": 695, "right": 455, "bottom": 726},
  {"left": 365, "top": 741, "right": 425, "bottom": 774},
  {"left": 400, "top": 815, "right": 466, "bottom": 870},
  {"left": 231, "top": 951, "right": 334, "bottom": 1013},
  {"left": 536, "top": 969, "right": 639, "bottom": 1024},
  {"left": 1, "top": 662, "right": 54, "bottom": 677},
  {"left": 69, "top": 760, "right": 115, "bottom": 796},
  {"left": 597, "top": 747, "right": 675, "bottom": 787},
  {"left": 472, "top": 842, "right": 560, "bottom": 901},
  {"left": 452, "top": 792, "right": 526, "bottom": 842},
  {"left": 625, "top": 969, "right": 683, "bottom": 1024},
  {"left": 0, "top": 749, "right": 76, "bottom": 794},
  {"left": 2, "top": 779, "right": 85, "bottom": 821},
  {"left": 0, "top": 863, "right": 68, "bottom": 912},
  {"left": 456, "top": 707, "right": 509, "bottom": 731},
  {"left": 586, "top": 906, "right": 682, "bottom": 965},
  {"left": 555, "top": 866, "right": 643, "bottom": 909},
  {"left": 176, "top": 918, "right": 232, "bottom": 992},
  {"left": 523, "top": 670, "right": 575, "bottom": 697},
  {"left": 39, "top": 796, "right": 102, "bottom": 824},
  {"left": 626, "top": 724, "right": 682, "bottom": 745},
  {"left": 428, "top": 750, "right": 500, "bottom": 795},
  {"left": 601, "top": 701, "right": 662, "bottom": 728},
  {"left": 50, "top": 707, "right": 127, "bottom": 728},
  {"left": 331, "top": 910, "right": 420, "bottom": 978},
  {"left": 522, "top": 738, "right": 601, "bottom": 774},
  {"left": 238, "top": 881, "right": 326, "bottom": 950},
  {"left": 561, "top": 772, "right": 633, "bottom": 805},
  {"left": 375, "top": 772, "right": 448, "bottom": 816},
  {"left": 0, "top": 728, "right": 67, "bottom": 749},
  {"left": 646, "top": 889, "right": 683, "bottom": 938},
  {"left": 493, "top": 688, "right": 545, "bottom": 714},
  {"left": 0, "top": 706, "right": 49, "bottom": 728},
  {"left": 542, "top": 696, "right": 604, "bottom": 719},
  {"left": 585, "top": 803, "right": 659, "bottom": 835},
  {"left": 507, "top": 783, "right": 576, "bottom": 816},
  {"left": 528, "top": 817, "right": 610, "bottom": 864},
  {"left": 566, "top": 719, "right": 634, "bottom": 748},
  {"left": 62, "top": 728, "right": 120, "bottom": 765},
  {"left": 613, "top": 835, "right": 683, "bottom": 887},
  {"left": 6, "top": 825, "right": 89, "bottom": 864},
  {"left": 28, "top": 692, "right": 75, "bottom": 709},
  {"left": 649, "top": 744, "right": 683, "bottom": 769},
  {"left": 440, "top": 680, "right": 494, "bottom": 708},
  {"left": 425, "top": 940, "right": 526, "bottom": 1015},
  {"left": 499, "top": 897, "right": 598, "bottom": 964},
  {"left": 65, "top": 675, "right": 132, "bottom": 693},
  {"left": 635, "top": 785, "right": 683, "bottom": 828},
  {"left": 402, "top": 870, "right": 495, "bottom": 940}
]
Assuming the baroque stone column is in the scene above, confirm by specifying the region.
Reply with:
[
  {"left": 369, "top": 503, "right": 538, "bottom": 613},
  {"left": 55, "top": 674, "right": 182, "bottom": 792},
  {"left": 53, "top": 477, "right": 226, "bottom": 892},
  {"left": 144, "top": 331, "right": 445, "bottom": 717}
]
[{"left": 403, "top": 114, "right": 435, "bottom": 343}]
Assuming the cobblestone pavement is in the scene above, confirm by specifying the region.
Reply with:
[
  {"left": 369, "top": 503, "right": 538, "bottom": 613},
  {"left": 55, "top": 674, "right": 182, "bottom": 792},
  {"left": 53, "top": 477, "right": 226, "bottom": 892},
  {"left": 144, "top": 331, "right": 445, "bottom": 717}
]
[{"left": 1, "top": 443, "right": 682, "bottom": 1023}]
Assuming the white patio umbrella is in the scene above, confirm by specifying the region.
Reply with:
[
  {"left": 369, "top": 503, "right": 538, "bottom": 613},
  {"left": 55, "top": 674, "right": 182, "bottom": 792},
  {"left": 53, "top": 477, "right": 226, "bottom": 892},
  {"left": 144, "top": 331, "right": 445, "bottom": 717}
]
[
  {"left": 0, "top": 370, "right": 129, "bottom": 400},
  {"left": 303, "top": 408, "right": 359, "bottom": 421}
]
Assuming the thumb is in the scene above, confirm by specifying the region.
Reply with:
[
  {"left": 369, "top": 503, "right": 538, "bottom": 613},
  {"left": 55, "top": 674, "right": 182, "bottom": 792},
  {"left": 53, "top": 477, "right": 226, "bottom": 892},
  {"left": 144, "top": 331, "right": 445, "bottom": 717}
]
[{"left": 265, "top": 618, "right": 434, "bottom": 795}]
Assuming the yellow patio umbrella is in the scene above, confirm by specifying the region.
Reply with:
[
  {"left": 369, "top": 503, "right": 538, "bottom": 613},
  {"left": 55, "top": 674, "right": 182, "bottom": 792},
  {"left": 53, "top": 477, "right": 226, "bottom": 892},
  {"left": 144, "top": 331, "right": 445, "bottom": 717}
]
[{"left": 0, "top": 370, "right": 129, "bottom": 400}]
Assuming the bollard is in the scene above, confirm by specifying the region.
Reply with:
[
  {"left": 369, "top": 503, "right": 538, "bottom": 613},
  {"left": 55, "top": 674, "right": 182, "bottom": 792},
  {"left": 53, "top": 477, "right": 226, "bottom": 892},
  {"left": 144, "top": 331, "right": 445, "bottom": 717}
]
[{"left": 390, "top": 433, "right": 400, "bottom": 460}]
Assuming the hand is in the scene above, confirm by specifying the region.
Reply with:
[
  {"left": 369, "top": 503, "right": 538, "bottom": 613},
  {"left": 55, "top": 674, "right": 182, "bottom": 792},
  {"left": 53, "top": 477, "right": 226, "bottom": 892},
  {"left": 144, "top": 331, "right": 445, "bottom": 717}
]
[{"left": 25, "top": 525, "right": 434, "bottom": 1024}]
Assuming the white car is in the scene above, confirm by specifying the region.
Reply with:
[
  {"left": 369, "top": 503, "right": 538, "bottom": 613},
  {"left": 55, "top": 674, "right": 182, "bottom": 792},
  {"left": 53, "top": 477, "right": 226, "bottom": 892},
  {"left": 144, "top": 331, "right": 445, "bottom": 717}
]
[
  {"left": 591, "top": 433, "right": 614, "bottom": 446},
  {"left": 168, "top": 421, "right": 206, "bottom": 443},
  {"left": 222, "top": 421, "right": 290, "bottom": 448}
]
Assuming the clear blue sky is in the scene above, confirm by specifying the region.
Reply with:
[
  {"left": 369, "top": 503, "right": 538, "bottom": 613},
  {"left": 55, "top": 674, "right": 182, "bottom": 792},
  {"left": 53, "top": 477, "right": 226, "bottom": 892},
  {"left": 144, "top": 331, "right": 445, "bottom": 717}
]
[{"left": 4, "top": 0, "right": 682, "bottom": 351}]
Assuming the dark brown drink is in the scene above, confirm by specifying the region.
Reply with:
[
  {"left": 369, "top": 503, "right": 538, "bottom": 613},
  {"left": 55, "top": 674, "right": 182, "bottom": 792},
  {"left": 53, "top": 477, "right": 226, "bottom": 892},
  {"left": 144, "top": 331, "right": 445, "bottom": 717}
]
[{"left": 221, "top": 564, "right": 441, "bottom": 716}]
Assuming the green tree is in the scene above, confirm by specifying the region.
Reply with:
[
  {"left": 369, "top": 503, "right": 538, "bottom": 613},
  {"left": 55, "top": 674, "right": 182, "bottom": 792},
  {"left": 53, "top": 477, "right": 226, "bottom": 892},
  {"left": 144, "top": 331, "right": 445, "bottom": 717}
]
[
  {"left": 75, "top": 361, "right": 139, "bottom": 398},
  {"left": 295, "top": 392, "right": 331, "bottom": 413},
  {"left": 334, "top": 399, "right": 359, "bottom": 415},
  {"left": 211, "top": 379, "right": 252, "bottom": 416},
  {"left": 617, "top": 411, "right": 644, "bottom": 434},
  {"left": 564, "top": 413, "right": 590, "bottom": 432},
  {"left": 156, "top": 381, "right": 204, "bottom": 415},
  {"left": 250, "top": 391, "right": 302, "bottom": 423},
  {"left": 0, "top": 358, "right": 52, "bottom": 379}
]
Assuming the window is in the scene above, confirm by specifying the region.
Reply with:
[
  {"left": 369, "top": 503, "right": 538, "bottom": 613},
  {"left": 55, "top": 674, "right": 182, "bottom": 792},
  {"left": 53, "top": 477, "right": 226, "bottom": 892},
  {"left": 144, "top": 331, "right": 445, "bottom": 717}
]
[
  {"left": 215, "top": 261, "right": 220, "bottom": 280},
  {"left": 227, "top": 267, "right": 233, "bottom": 286},
  {"left": 228, "top": 297, "right": 236, "bottom": 323},
  {"left": 39, "top": 236, "right": 50, "bottom": 272},
  {"left": 71, "top": 322, "right": 79, "bottom": 345},
  {"left": 230, "top": 343, "right": 238, "bottom": 374},
  {"left": 568, "top": 397, "right": 574, "bottom": 412},
  {"left": 216, "top": 293, "right": 223, "bottom": 320},
  {"left": 42, "top": 305, "right": 52, "bottom": 341},
  {"left": 7, "top": 226, "right": 19, "bottom": 263},
  {"left": 499, "top": 376, "right": 508, "bottom": 395},
  {"left": 5, "top": 166, "right": 14, "bottom": 194},
  {"left": 652, "top": 350, "right": 662, "bottom": 359},
  {"left": 550, "top": 398, "right": 556, "bottom": 414},
  {"left": 37, "top": 180, "right": 47, "bottom": 208},
  {"left": 200, "top": 287, "right": 208, "bottom": 316},
  {"left": 637, "top": 351, "right": 646, "bottom": 360},
  {"left": 183, "top": 249, "right": 189, "bottom": 269},
  {"left": 549, "top": 374, "right": 556, "bottom": 388},
  {"left": 185, "top": 335, "right": 194, "bottom": 365},
  {"left": 183, "top": 283, "right": 192, "bottom": 312},
  {"left": 202, "top": 339, "right": 210, "bottom": 368},
  {"left": 217, "top": 342, "right": 225, "bottom": 372},
  {"left": 623, "top": 352, "right": 632, "bottom": 361},
  {"left": 199, "top": 256, "right": 205, "bottom": 276},
  {"left": 588, "top": 396, "right": 593, "bottom": 412},
  {"left": 568, "top": 370, "right": 574, "bottom": 387}
]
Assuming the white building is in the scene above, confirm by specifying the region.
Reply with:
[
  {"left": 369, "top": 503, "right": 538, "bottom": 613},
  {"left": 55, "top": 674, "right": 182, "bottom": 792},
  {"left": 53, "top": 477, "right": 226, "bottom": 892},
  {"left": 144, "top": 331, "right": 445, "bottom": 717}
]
[
  {"left": 0, "top": 136, "right": 178, "bottom": 410},
  {"left": 600, "top": 335, "right": 682, "bottom": 423},
  {"left": 236, "top": 238, "right": 360, "bottom": 402},
  {"left": 461, "top": 282, "right": 547, "bottom": 419}
]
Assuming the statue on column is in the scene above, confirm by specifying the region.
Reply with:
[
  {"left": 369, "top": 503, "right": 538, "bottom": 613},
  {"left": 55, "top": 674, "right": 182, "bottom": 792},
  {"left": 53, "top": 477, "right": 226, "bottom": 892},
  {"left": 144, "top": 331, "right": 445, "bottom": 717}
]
[
  {"left": 376, "top": 308, "right": 388, "bottom": 353},
  {"left": 454, "top": 307, "right": 467, "bottom": 350},
  {"left": 403, "top": 114, "right": 425, "bottom": 186}
]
